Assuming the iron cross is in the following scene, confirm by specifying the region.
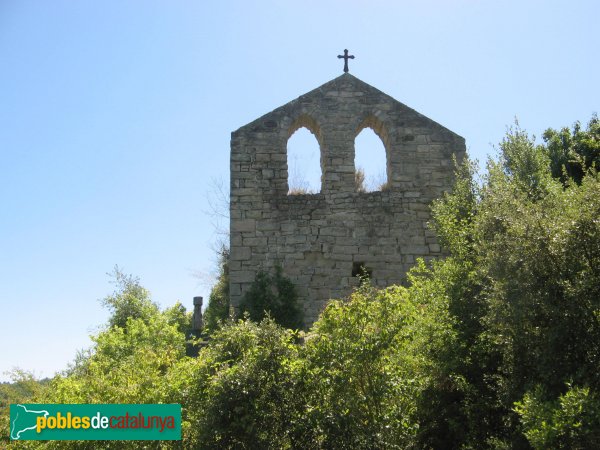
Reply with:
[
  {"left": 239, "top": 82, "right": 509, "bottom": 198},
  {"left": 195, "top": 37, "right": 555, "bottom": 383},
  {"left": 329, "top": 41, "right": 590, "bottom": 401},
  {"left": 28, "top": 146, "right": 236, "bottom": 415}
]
[{"left": 337, "top": 49, "right": 355, "bottom": 73}]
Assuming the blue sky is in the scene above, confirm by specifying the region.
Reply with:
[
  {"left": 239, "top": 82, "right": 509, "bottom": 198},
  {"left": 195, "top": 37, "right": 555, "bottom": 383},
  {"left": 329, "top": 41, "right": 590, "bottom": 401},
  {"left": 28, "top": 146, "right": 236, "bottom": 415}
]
[{"left": 1, "top": 0, "right": 598, "bottom": 381}]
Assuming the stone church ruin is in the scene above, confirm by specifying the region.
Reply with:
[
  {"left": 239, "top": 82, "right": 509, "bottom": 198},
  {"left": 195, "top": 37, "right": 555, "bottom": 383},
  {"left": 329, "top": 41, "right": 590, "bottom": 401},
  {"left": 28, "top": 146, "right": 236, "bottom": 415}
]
[{"left": 229, "top": 68, "right": 465, "bottom": 326}]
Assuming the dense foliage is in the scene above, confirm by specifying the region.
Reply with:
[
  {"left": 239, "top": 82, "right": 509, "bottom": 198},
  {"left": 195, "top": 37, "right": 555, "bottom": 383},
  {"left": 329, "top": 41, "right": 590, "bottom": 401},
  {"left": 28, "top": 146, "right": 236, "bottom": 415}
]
[
  {"left": 424, "top": 120, "right": 600, "bottom": 448},
  {"left": 543, "top": 114, "right": 600, "bottom": 185},
  {"left": 4, "top": 117, "right": 599, "bottom": 448}
]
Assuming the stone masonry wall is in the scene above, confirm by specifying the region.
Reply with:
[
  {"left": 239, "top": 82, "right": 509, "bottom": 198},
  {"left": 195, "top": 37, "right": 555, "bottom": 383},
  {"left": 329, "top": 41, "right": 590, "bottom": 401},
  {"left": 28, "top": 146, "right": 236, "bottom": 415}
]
[{"left": 230, "top": 73, "right": 466, "bottom": 326}]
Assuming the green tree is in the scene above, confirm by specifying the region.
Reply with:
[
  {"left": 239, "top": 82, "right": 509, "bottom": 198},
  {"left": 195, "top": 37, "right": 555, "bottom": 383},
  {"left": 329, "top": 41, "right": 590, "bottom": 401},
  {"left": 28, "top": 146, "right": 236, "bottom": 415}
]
[
  {"left": 543, "top": 114, "right": 600, "bottom": 184},
  {"left": 101, "top": 266, "right": 159, "bottom": 329},
  {"left": 203, "top": 247, "right": 231, "bottom": 333},
  {"left": 420, "top": 116, "right": 600, "bottom": 448},
  {"left": 240, "top": 265, "right": 303, "bottom": 330},
  {"left": 163, "top": 300, "right": 193, "bottom": 336}
]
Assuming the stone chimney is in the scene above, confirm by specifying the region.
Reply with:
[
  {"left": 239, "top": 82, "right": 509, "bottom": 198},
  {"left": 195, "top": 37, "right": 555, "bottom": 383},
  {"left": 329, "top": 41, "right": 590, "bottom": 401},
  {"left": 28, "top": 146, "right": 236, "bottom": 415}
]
[{"left": 192, "top": 296, "right": 203, "bottom": 332}]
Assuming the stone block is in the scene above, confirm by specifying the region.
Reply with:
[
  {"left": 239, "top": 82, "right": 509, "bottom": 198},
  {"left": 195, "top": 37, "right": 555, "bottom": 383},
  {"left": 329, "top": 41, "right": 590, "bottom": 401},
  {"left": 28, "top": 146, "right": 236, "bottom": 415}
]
[
  {"left": 231, "top": 219, "right": 256, "bottom": 233},
  {"left": 428, "top": 243, "right": 441, "bottom": 253},
  {"left": 232, "top": 246, "right": 252, "bottom": 261}
]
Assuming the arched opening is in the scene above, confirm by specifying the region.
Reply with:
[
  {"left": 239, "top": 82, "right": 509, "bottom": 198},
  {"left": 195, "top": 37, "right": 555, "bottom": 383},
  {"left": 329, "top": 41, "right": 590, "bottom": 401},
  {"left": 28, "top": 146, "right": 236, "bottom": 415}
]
[
  {"left": 287, "top": 126, "right": 322, "bottom": 194},
  {"left": 354, "top": 126, "right": 388, "bottom": 192}
]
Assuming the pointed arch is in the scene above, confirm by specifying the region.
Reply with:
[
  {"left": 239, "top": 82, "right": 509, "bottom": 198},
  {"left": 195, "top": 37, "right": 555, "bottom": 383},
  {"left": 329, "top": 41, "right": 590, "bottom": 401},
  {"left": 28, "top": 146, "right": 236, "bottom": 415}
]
[
  {"left": 286, "top": 115, "right": 324, "bottom": 195},
  {"left": 354, "top": 115, "right": 391, "bottom": 192}
]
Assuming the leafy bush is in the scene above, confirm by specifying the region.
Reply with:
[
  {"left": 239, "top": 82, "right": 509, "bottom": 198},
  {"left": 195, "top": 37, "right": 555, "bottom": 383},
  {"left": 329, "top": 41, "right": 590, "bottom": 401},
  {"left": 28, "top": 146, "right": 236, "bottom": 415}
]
[
  {"left": 302, "top": 283, "right": 426, "bottom": 448},
  {"left": 166, "top": 317, "right": 304, "bottom": 449}
]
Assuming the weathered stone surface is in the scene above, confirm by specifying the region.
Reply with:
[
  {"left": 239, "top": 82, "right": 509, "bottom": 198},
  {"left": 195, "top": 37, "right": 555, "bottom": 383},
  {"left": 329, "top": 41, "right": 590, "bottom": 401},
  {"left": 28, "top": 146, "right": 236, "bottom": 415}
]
[{"left": 230, "top": 73, "right": 465, "bottom": 326}]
